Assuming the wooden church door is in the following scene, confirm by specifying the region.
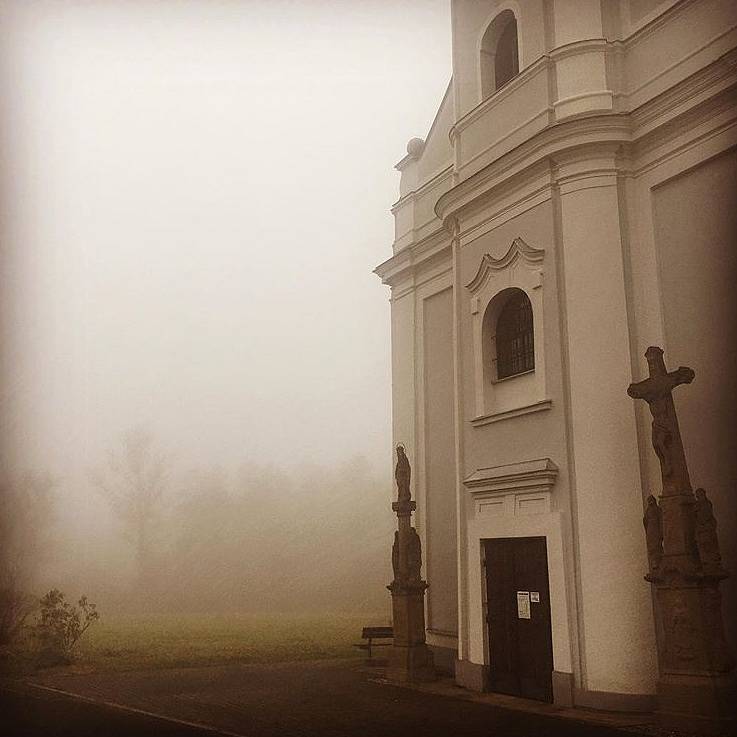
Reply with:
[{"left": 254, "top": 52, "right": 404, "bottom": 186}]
[{"left": 483, "top": 536, "right": 554, "bottom": 702}]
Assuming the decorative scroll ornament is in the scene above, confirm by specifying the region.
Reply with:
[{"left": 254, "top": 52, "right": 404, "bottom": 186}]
[{"left": 466, "top": 237, "right": 544, "bottom": 294}]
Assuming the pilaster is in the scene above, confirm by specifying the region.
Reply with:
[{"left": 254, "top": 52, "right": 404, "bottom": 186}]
[{"left": 553, "top": 145, "right": 657, "bottom": 695}]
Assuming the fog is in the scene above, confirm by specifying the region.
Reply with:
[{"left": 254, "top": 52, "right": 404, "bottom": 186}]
[{"left": 0, "top": 0, "right": 451, "bottom": 615}]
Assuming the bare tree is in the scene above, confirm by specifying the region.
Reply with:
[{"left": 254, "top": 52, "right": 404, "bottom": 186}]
[
  {"left": 0, "top": 470, "right": 56, "bottom": 646},
  {"left": 90, "top": 428, "right": 167, "bottom": 590}
]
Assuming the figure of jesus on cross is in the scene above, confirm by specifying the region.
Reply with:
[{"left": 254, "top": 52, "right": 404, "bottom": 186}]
[{"left": 627, "top": 345, "right": 695, "bottom": 496}]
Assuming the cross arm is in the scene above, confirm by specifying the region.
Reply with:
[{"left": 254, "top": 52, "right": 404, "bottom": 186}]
[
  {"left": 627, "top": 366, "right": 695, "bottom": 402},
  {"left": 670, "top": 366, "right": 695, "bottom": 387}
]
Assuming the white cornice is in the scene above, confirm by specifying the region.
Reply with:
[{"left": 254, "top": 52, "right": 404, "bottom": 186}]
[
  {"left": 463, "top": 458, "right": 559, "bottom": 497},
  {"left": 449, "top": 56, "right": 550, "bottom": 141},
  {"left": 435, "top": 114, "right": 632, "bottom": 224},
  {"left": 374, "top": 232, "right": 451, "bottom": 288},
  {"left": 465, "top": 238, "right": 545, "bottom": 294},
  {"left": 631, "top": 47, "right": 737, "bottom": 139},
  {"left": 624, "top": 0, "right": 699, "bottom": 48},
  {"left": 374, "top": 248, "right": 412, "bottom": 283},
  {"left": 391, "top": 165, "right": 454, "bottom": 212},
  {"left": 548, "top": 37, "right": 614, "bottom": 62}
]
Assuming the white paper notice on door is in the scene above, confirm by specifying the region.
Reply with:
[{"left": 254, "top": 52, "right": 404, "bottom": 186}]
[{"left": 516, "top": 591, "right": 531, "bottom": 619}]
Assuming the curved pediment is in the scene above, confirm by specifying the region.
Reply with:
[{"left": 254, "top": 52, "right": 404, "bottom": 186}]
[{"left": 466, "top": 237, "right": 544, "bottom": 293}]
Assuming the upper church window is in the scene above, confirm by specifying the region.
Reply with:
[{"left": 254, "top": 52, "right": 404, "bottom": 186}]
[
  {"left": 494, "top": 289, "right": 534, "bottom": 379},
  {"left": 480, "top": 10, "right": 520, "bottom": 99},
  {"left": 468, "top": 240, "right": 546, "bottom": 421}
]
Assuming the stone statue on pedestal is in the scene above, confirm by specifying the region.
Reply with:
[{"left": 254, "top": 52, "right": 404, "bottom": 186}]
[
  {"left": 395, "top": 444, "right": 411, "bottom": 503},
  {"left": 386, "top": 444, "right": 435, "bottom": 683},
  {"left": 407, "top": 527, "right": 422, "bottom": 583},
  {"left": 628, "top": 346, "right": 734, "bottom": 733},
  {"left": 694, "top": 488, "right": 724, "bottom": 577},
  {"left": 643, "top": 494, "right": 663, "bottom": 578}
]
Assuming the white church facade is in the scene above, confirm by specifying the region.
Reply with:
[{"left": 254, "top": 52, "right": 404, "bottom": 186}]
[{"left": 376, "top": 0, "right": 737, "bottom": 710}]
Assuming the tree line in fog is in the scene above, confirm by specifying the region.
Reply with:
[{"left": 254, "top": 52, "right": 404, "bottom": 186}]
[{"left": 1, "top": 428, "right": 395, "bottom": 626}]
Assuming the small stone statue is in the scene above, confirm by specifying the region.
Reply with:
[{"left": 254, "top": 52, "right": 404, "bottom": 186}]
[
  {"left": 643, "top": 494, "right": 663, "bottom": 574},
  {"left": 407, "top": 527, "right": 422, "bottom": 582},
  {"left": 694, "top": 488, "right": 722, "bottom": 575},
  {"left": 395, "top": 444, "right": 411, "bottom": 503}
]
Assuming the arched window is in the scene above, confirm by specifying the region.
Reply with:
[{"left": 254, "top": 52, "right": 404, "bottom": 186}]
[
  {"left": 495, "top": 289, "right": 534, "bottom": 379},
  {"left": 480, "top": 10, "right": 520, "bottom": 99}
]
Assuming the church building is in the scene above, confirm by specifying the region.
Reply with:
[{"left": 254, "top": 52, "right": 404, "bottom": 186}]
[{"left": 376, "top": 0, "right": 737, "bottom": 711}]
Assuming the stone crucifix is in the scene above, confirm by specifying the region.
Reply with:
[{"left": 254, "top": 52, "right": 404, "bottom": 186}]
[
  {"left": 628, "top": 346, "right": 699, "bottom": 578},
  {"left": 628, "top": 346, "right": 733, "bottom": 732},
  {"left": 627, "top": 346, "right": 695, "bottom": 496}
]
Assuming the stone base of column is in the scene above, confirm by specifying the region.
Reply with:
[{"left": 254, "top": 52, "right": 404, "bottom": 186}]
[
  {"left": 650, "top": 580, "right": 734, "bottom": 733},
  {"left": 387, "top": 642, "right": 435, "bottom": 683},
  {"left": 386, "top": 584, "right": 436, "bottom": 683},
  {"left": 657, "top": 672, "right": 736, "bottom": 735}
]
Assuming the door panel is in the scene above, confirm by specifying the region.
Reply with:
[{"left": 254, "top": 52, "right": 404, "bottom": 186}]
[{"left": 484, "top": 536, "right": 554, "bottom": 702}]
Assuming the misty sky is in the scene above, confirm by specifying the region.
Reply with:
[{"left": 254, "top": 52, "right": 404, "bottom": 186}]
[{"left": 0, "top": 0, "right": 451, "bottom": 479}]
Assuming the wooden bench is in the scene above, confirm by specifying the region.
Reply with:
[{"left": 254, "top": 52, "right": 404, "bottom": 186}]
[{"left": 354, "top": 626, "right": 393, "bottom": 659}]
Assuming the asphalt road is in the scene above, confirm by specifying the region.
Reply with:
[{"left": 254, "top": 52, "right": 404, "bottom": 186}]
[
  {"left": 1, "top": 686, "right": 223, "bottom": 737},
  {"left": 2, "top": 660, "right": 650, "bottom": 737}
]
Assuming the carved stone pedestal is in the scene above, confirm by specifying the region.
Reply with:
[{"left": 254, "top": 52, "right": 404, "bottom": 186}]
[
  {"left": 653, "top": 581, "right": 736, "bottom": 733},
  {"left": 657, "top": 673, "right": 736, "bottom": 734},
  {"left": 387, "top": 582, "right": 435, "bottom": 683},
  {"left": 386, "top": 445, "right": 435, "bottom": 684}
]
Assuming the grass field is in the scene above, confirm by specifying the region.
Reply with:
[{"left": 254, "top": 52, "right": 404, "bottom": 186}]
[{"left": 65, "top": 612, "right": 386, "bottom": 673}]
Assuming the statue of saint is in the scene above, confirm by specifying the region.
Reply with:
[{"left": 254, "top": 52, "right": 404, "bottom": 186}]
[
  {"left": 391, "top": 531, "right": 399, "bottom": 581},
  {"left": 395, "top": 444, "right": 411, "bottom": 503},
  {"left": 694, "top": 488, "right": 722, "bottom": 574},
  {"left": 643, "top": 494, "right": 663, "bottom": 573},
  {"left": 407, "top": 527, "right": 422, "bottom": 582}
]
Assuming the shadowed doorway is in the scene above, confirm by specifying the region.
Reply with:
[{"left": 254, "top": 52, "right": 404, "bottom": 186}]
[{"left": 484, "top": 536, "right": 554, "bottom": 702}]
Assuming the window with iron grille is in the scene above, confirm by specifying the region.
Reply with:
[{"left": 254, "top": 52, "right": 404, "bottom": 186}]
[{"left": 495, "top": 290, "right": 534, "bottom": 379}]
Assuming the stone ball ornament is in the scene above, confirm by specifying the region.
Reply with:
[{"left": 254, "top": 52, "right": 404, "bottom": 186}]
[{"left": 406, "top": 137, "right": 425, "bottom": 158}]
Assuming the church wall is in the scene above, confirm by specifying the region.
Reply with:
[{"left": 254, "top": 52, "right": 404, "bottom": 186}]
[
  {"left": 414, "top": 176, "right": 454, "bottom": 242},
  {"left": 458, "top": 201, "right": 566, "bottom": 489},
  {"left": 455, "top": 199, "right": 581, "bottom": 697},
  {"left": 452, "top": 0, "right": 547, "bottom": 120},
  {"left": 551, "top": 0, "right": 603, "bottom": 47},
  {"left": 417, "top": 85, "right": 455, "bottom": 184},
  {"left": 422, "top": 287, "right": 459, "bottom": 638},
  {"left": 623, "top": 0, "right": 737, "bottom": 110},
  {"left": 393, "top": 168, "right": 454, "bottom": 256},
  {"left": 649, "top": 149, "right": 737, "bottom": 651},
  {"left": 626, "top": 0, "right": 676, "bottom": 27},
  {"left": 390, "top": 290, "right": 416, "bottom": 481}
]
